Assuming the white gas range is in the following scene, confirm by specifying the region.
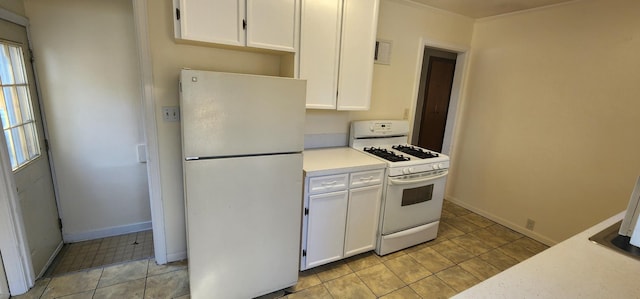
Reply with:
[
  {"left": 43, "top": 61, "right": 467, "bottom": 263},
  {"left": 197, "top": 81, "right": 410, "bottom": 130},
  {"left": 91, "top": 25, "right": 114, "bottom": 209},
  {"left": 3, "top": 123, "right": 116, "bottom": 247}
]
[{"left": 350, "top": 120, "right": 450, "bottom": 255}]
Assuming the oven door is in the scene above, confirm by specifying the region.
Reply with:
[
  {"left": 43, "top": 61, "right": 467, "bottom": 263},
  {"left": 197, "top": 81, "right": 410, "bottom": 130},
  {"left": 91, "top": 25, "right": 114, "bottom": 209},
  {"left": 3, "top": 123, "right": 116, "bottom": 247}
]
[{"left": 381, "top": 170, "right": 447, "bottom": 235}]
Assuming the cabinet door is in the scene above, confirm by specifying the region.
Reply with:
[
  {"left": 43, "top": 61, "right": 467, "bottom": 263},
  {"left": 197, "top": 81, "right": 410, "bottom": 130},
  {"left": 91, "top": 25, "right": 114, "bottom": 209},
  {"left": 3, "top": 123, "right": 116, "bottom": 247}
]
[
  {"left": 246, "top": 0, "right": 298, "bottom": 52},
  {"left": 299, "top": 0, "right": 342, "bottom": 109},
  {"left": 344, "top": 184, "right": 382, "bottom": 257},
  {"left": 177, "top": 0, "right": 245, "bottom": 46},
  {"left": 305, "top": 190, "right": 348, "bottom": 269},
  {"left": 337, "top": 0, "right": 379, "bottom": 110}
]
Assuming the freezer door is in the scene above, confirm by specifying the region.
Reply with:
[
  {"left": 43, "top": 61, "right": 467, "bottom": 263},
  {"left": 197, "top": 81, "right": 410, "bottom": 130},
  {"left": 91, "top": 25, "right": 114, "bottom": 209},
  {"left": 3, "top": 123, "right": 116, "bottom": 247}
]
[
  {"left": 184, "top": 153, "right": 303, "bottom": 298},
  {"left": 180, "top": 70, "right": 306, "bottom": 158}
]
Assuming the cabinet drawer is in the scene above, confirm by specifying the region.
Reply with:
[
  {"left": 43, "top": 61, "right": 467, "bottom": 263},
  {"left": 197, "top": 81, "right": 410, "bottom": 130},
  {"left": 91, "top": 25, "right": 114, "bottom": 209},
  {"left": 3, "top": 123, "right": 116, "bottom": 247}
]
[
  {"left": 350, "top": 169, "right": 384, "bottom": 188},
  {"left": 309, "top": 174, "right": 348, "bottom": 195}
]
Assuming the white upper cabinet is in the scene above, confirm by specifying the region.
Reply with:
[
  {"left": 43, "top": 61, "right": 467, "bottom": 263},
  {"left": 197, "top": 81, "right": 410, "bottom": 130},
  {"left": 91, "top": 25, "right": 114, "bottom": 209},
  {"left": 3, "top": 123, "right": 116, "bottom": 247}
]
[
  {"left": 299, "top": 0, "right": 379, "bottom": 110},
  {"left": 174, "top": 0, "right": 299, "bottom": 52}
]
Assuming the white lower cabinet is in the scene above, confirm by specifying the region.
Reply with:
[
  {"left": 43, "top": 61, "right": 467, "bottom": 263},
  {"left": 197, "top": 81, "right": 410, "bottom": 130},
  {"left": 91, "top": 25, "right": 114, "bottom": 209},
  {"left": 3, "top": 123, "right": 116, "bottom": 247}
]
[{"left": 301, "top": 169, "right": 383, "bottom": 270}]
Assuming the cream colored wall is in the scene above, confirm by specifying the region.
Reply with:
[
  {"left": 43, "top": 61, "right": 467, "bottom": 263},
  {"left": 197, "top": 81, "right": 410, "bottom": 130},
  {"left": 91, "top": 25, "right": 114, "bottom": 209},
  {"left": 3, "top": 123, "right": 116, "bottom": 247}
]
[
  {"left": 0, "top": 0, "right": 24, "bottom": 16},
  {"left": 450, "top": 0, "right": 640, "bottom": 244},
  {"left": 351, "top": 0, "right": 474, "bottom": 123},
  {"left": 146, "top": 1, "right": 286, "bottom": 260},
  {"left": 24, "top": 0, "right": 151, "bottom": 240},
  {"left": 305, "top": 0, "right": 474, "bottom": 143}
]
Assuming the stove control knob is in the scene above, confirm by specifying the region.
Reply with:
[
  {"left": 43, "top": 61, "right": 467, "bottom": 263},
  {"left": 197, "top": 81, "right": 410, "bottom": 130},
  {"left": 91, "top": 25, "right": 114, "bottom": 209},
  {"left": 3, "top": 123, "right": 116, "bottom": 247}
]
[
  {"left": 438, "top": 163, "right": 445, "bottom": 169},
  {"left": 403, "top": 168, "right": 411, "bottom": 174},
  {"left": 432, "top": 164, "right": 439, "bottom": 170}
]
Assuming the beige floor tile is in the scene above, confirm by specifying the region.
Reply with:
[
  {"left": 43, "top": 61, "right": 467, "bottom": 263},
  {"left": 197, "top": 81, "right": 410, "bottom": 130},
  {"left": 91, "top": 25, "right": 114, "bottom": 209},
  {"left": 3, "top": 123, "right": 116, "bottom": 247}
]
[
  {"left": 458, "top": 257, "right": 502, "bottom": 280},
  {"left": 286, "top": 270, "right": 322, "bottom": 292},
  {"left": 383, "top": 254, "right": 432, "bottom": 284},
  {"left": 478, "top": 249, "right": 520, "bottom": 271},
  {"left": 313, "top": 262, "right": 353, "bottom": 282},
  {"left": 511, "top": 237, "right": 549, "bottom": 253},
  {"left": 174, "top": 295, "right": 191, "bottom": 299},
  {"left": 431, "top": 240, "right": 475, "bottom": 264},
  {"left": 449, "top": 234, "right": 493, "bottom": 256},
  {"left": 11, "top": 277, "right": 50, "bottom": 299},
  {"left": 56, "top": 290, "right": 95, "bottom": 299},
  {"left": 41, "top": 268, "right": 102, "bottom": 299},
  {"left": 144, "top": 268, "right": 189, "bottom": 299},
  {"left": 443, "top": 217, "right": 481, "bottom": 233},
  {"left": 407, "top": 247, "right": 455, "bottom": 273},
  {"left": 147, "top": 258, "right": 188, "bottom": 277},
  {"left": 460, "top": 213, "right": 496, "bottom": 228},
  {"left": 437, "top": 222, "right": 466, "bottom": 239},
  {"left": 324, "top": 273, "right": 376, "bottom": 299},
  {"left": 345, "top": 252, "right": 381, "bottom": 272},
  {"left": 442, "top": 201, "right": 471, "bottom": 216},
  {"left": 378, "top": 250, "right": 406, "bottom": 262},
  {"left": 435, "top": 265, "right": 480, "bottom": 292},
  {"left": 498, "top": 242, "right": 537, "bottom": 262},
  {"left": 485, "top": 224, "right": 523, "bottom": 241},
  {"left": 355, "top": 264, "right": 405, "bottom": 297},
  {"left": 469, "top": 228, "right": 511, "bottom": 248},
  {"left": 409, "top": 276, "right": 457, "bottom": 299},
  {"left": 378, "top": 286, "right": 422, "bottom": 299},
  {"left": 94, "top": 278, "right": 145, "bottom": 299},
  {"left": 98, "top": 259, "right": 149, "bottom": 288},
  {"left": 286, "top": 284, "right": 332, "bottom": 299}
]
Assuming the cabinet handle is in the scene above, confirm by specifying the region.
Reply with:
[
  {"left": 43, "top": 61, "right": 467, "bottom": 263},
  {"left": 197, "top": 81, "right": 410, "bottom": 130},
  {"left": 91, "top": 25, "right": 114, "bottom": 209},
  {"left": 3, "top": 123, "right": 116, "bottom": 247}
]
[
  {"left": 321, "top": 181, "right": 337, "bottom": 185},
  {"left": 360, "top": 176, "right": 374, "bottom": 181},
  {"left": 242, "top": 19, "right": 247, "bottom": 30}
]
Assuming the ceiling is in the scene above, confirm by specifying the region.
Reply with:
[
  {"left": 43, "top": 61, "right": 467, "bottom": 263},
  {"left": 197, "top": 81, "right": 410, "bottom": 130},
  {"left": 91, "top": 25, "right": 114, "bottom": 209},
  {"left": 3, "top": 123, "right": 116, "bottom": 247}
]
[{"left": 410, "top": 0, "right": 576, "bottom": 18}]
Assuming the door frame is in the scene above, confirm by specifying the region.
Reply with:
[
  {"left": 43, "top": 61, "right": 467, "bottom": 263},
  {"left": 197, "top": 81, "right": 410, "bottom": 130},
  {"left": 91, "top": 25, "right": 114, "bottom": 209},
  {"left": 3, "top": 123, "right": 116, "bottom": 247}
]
[
  {"left": 408, "top": 38, "right": 469, "bottom": 156},
  {"left": 0, "top": 8, "right": 37, "bottom": 296},
  {"left": 132, "top": 0, "right": 167, "bottom": 265}
]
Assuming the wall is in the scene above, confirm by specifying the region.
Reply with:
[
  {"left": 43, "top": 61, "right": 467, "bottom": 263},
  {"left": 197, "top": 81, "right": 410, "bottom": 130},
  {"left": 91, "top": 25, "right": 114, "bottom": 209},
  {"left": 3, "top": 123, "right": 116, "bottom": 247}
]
[
  {"left": 449, "top": 0, "right": 640, "bottom": 244},
  {"left": 23, "top": 0, "right": 151, "bottom": 241},
  {"left": 146, "top": 0, "right": 287, "bottom": 260},
  {"left": 305, "top": 0, "right": 474, "bottom": 148}
]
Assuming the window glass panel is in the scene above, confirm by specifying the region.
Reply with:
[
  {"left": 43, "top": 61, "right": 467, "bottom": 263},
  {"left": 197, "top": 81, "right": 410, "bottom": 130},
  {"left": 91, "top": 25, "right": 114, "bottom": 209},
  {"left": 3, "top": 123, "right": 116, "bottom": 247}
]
[
  {"left": 0, "top": 89, "right": 7, "bottom": 128},
  {"left": 12, "top": 126, "right": 27, "bottom": 166},
  {"left": 24, "top": 123, "right": 39, "bottom": 159},
  {"left": 0, "top": 41, "right": 40, "bottom": 170},
  {"left": 9, "top": 46, "right": 26, "bottom": 84},
  {"left": 17, "top": 86, "right": 32, "bottom": 122},
  {"left": 0, "top": 45, "right": 15, "bottom": 84}
]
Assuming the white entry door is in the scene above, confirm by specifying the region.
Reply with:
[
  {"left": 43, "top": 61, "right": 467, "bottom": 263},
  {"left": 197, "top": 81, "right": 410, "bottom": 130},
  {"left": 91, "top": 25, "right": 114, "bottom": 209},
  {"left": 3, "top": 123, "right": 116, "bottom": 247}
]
[{"left": 0, "top": 19, "right": 62, "bottom": 277}]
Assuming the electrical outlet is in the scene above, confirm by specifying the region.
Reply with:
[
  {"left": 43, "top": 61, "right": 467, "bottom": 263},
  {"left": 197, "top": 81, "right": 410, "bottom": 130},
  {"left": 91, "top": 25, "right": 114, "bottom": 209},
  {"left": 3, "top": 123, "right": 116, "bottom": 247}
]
[
  {"left": 526, "top": 218, "right": 536, "bottom": 230},
  {"left": 162, "top": 106, "right": 180, "bottom": 122}
]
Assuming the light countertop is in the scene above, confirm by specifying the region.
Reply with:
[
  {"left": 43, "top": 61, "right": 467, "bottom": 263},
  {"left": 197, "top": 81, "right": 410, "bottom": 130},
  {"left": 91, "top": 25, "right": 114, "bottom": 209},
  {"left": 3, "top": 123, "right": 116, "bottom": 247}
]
[
  {"left": 453, "top": 211, "right": 640, "bottom": 298},
  {"left": 303, "top": 147, "right": 386, "bottom": 177}
]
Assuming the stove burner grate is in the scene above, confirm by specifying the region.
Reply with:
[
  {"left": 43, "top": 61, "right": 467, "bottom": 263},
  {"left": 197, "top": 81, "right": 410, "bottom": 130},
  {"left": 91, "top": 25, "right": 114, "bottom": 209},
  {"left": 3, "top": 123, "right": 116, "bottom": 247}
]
[
  {"left": 391, "top": 145, "right": 439, "bottom": 159},
  {"left": 364, "top": 147, "right": 410, "bottom": 162}
]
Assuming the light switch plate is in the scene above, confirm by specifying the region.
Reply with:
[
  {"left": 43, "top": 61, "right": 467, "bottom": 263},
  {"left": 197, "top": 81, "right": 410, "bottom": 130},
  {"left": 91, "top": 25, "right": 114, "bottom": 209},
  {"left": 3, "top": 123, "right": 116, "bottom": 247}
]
[{"left": 162, "top": 106, "right": 180, "bottom": 122}]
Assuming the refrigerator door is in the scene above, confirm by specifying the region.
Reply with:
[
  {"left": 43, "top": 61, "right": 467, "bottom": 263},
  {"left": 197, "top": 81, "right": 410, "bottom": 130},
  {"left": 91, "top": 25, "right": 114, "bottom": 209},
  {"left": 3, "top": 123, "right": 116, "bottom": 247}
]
[
  {"left": 184, "top": 153, "right": 303, "bottom": 298},
  {"left": 180, "top": 70, "right": 306, "bottom": 159}
]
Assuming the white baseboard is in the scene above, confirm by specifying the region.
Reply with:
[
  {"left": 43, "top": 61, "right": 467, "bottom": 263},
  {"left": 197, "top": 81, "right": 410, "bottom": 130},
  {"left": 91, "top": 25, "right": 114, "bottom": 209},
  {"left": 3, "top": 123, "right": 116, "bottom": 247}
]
[
  {"left": 446, "top": 196, "right": 557, "bottom": 246},
  {"left": 166, "top": 251, "right": 187, "bottom": 263},
  {"left": 63, "top": 221, "right": 152, "bottom": 243}
]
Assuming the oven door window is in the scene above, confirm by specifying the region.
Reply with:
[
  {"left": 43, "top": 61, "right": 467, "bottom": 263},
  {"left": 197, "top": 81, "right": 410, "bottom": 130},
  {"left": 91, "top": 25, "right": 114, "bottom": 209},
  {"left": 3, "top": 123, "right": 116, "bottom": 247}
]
[{"left": 401, "top": 184, "right": 433, "bottom": 206}]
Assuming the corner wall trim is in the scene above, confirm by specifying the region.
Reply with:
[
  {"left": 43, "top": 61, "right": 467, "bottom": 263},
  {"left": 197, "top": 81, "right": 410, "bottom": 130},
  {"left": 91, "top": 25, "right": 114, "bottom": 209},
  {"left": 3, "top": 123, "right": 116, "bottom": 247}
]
[{"left": 63, "top": 221, "right": 153, "bottom": 243}]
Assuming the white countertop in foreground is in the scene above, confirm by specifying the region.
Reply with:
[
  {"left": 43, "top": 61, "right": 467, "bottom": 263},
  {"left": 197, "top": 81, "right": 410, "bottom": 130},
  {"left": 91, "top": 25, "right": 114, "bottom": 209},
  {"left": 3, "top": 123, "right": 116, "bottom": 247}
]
[
  {"left": 303, "top": 147, "right": 386, "bottom": 177},
  {"left": 453, "top": 211, "right": 640, "bottom": 298}
]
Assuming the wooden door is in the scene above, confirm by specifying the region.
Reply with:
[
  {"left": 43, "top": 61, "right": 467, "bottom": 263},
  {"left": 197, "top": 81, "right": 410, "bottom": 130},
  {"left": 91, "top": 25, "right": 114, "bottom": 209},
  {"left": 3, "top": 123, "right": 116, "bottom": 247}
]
[{"left": 417, "top": 57, "right": 456, "bottom": 152}]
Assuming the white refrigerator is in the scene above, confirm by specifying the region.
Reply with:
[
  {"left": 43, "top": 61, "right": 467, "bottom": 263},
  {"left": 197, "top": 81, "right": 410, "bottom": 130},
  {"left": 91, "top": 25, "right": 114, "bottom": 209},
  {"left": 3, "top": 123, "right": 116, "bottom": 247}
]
[{"left": 179, "top": 70, "right": 306, "bottom": 298}]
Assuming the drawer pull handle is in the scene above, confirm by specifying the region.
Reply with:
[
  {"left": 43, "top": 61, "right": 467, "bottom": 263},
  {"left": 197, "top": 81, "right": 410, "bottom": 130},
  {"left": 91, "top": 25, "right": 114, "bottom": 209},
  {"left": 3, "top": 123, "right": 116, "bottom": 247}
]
[
  {"left": 321, "top": 181, "right": 337, "bottom": 185},
  {"left": 360, "top": 176, "right": 374, "bottom": 181}
]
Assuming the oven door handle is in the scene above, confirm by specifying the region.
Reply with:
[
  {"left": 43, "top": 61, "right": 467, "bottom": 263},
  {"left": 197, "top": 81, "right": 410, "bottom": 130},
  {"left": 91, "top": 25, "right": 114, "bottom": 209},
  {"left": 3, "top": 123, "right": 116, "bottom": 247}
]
[{"left": 388, "top": 171, "right": 448, "bottom": 185}]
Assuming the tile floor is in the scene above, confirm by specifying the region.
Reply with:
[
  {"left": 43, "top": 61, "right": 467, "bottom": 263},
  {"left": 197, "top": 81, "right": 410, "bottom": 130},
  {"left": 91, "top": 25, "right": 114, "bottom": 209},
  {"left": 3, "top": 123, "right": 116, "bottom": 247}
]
[
  {"left": 44, "top": 230, "right": 154, "bottom": 277},
  {"left": 12, "top": 200, "right": 549, "bottom": 298}
]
